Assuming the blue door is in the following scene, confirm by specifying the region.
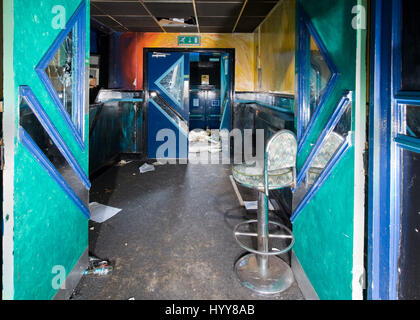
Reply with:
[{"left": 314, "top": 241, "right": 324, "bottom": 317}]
[
  {"left": 369, "top": 0, "right": 420, "bottom": 300},
  {"left": 147, "top": 52, "right": 190, "bottom": 160}
]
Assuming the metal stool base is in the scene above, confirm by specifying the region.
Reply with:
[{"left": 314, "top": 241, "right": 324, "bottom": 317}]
[{"left": 235, "top": 254, "right": 294, "bottom": 295}]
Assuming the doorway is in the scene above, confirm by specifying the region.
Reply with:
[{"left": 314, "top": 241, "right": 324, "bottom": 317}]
[
  {"left": 143, "top": 48, "right": 234, "bottom": 161},
  {"left": 369, "top": 0, "right": 420, "bottom": 300}
]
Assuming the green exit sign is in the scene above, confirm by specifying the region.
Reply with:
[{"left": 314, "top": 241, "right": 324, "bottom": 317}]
[{"left": 178, "top": 35, "right": 201, "bottom": 46}]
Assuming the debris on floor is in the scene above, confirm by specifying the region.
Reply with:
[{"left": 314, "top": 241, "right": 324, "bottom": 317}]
[
  {"left": 189, "top": 129, "right": 222, "bottom": 154},
  {"left": 84, "top": 256, "right": 113, "bottom": 276},
  {"left": 189, "top": 129, "right": 209, "bottom": 143},
  {"left": 139, "top": 163, "right": 155, "bottom": 174},
  {"left": 89, "top": 202, "right": 122, "bottom": 223},
  {"left": 244, "top": 200, "right": 275, "bottom": 211},
  {"left": 115, "top": 160, "right": 132, "bottom": 167}
]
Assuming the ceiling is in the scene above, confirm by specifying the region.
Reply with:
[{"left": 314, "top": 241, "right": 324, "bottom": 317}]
[{"left": 91, "top": 0, "right": 280, "bottom": 33}]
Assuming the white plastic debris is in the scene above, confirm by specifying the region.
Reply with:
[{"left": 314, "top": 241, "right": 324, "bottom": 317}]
[
  {"left": 115, "top": 160, "right": 132, "bottom": 167},
  {"left": 139, "top": 163, "right": 155, "bottom": 174},
  {"left": 189, "top": 129, "right": 209, "bottom": 143},
  {"left": 89, "top": 202, "right": 122, "bottom": 223},
  {"left": 244, "top": 201, "right": 275, "bottom": 211},
  {"left": 189, "top": 129, "right": 222, "bottom": 154}
]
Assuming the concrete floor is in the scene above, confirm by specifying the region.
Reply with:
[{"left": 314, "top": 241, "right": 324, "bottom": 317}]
[{"left": 72, "top": 160, "right": 304, "bottom": 300}]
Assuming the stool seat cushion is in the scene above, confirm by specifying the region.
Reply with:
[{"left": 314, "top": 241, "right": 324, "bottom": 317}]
[{"left": 232, "top": 163, "right": 294, "bottom": 191}]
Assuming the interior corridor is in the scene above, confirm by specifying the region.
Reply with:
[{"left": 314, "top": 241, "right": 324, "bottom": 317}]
[{"left": 72, "top": 160, "right": 303, "bottom": 300}]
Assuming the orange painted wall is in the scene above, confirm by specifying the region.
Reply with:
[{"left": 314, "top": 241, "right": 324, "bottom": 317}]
[{"left": 113, "top": 32, "right": 255, "bottom": 92}]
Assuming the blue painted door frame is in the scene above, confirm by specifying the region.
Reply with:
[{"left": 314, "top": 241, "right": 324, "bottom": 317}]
[{"left": 368, "top": 0, "right": 420, "bottom": 300}]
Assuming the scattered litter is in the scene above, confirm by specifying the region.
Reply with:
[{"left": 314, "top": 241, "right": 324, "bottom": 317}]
[
  {"left": 115, "top": 160, "right": 133, "bottom": 167},
  {"left": 140, "top": 163, "right": 155, "bottom": 174},
  {"left": 84, "top": 256, "right": 113, "bottom": 276},
  {"left": 89, "top": 202, "right": 122, "bottom": 223},
  {"left": 152, "top": 161, "right": 165, "bottom": 166},
  {"left": 83, "top": 266, "right": 113, "bottom": 276},
  {"left": 128, "top": 297, "right": 136, "bottom": 300},
  {"left": 189, "top": 129, "right": 222, "bottom": 154},
  {"left": 244, "top": 201, "right": 275, "bottom": 211},
  {"left": 89, "top": 255, "right": 107, "bottom": 265},
  {"left": 104, "top": 188, "right": 113, "bottom": 194},
  {"left": 89, "top": 227, "right": 95, "bottom": 231},
  {"left": 125, "top": 243, "right": 128, "bottom": 247},
  {"left": 189, "top": 129, "right": 209, "bottom": 143}
]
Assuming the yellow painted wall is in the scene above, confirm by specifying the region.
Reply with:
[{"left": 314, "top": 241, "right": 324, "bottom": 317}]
[{"left": 254, "top": 0, "right": 296, "bottom": 95}]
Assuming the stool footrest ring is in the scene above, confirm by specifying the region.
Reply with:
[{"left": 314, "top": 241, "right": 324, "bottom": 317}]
[{"left": 233, "top": 220, "right": 295, "bottom": 256}]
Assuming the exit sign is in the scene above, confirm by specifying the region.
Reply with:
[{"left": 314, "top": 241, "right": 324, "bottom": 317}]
[{"left": 178, "top": 36, "right": 201, "bottom": 46}]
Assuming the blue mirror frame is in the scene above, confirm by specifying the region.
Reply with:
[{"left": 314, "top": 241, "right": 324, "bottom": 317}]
[
  {"left": 292, "top": 91, "right": 353, "bottom": 222},
  {"left": 296, "top": 5, "right": 340, "bottom": 153},
  {"left": 35, "top": 1, "right": 87, "bottom": 151}
]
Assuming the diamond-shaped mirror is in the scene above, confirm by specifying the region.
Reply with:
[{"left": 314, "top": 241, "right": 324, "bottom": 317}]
[
  {"left": 298, "top": 7, "right": 338, "bottom": 148},
  {"left": 45, "top": 31, "right": 75, "bottom": 121},
  {"left": 155, "top": 56, "right": 184, "bottom": 108},
  {"left": 35, "top": 2, "right": 86, "bottom": 150},
  {"left": 306, "top": 100, "right": 352, "bottom": 186}
]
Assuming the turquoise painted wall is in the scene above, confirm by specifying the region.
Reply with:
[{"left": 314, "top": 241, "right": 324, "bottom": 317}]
[
  {"left": 293, "top": 0, "right": 358, "bottom": 300},
  {"left": 5, "top": 0, "right": 90, "bottom": 299}
]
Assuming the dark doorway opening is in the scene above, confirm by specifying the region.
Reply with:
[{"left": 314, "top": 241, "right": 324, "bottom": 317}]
[{"left": 143, "top": 48, "right": 235, "bottom": 159}]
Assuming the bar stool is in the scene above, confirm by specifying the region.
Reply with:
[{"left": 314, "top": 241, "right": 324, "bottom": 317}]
[{"left": 232, "top": 130, "right": 297, "bottom": 295}]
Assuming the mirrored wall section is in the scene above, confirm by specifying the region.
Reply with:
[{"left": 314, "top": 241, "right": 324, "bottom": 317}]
[
  {"left": 45, "top": 31, "right": 75, "bottom": 122},
  {"left": 305, "top": 100, "right": 352, "bottom": 187},
  {"left": 19, "top": 94, "right": 88, "bottom": 206},
  {"left": 309, "top": 35, "right": 332, "bottom": 118},
  {"left": 297, "top": 7, "right": 338, "bottom": 144}
]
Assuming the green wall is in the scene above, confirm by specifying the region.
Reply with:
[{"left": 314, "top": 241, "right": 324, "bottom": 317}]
[
  {"left": 4, "top": 0, "right": 90, "bottom": 300},
  {"left": 293, "top": 0, "right": 358, "bottom": 300}
]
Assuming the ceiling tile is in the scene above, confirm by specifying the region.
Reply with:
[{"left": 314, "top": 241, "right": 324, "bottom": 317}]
[
  {"left": 92, "top": 1, "right": 148, "bottom": 16},
  {"left": 198, "top": 16, "right": 236, "bottom": 28},
  {"left": 196, "top": 2, "right": 243, "bottom": 17},
  {"left": 114, "top": 16, "right": 157, "bottom": 27},
  {"left": 145, "top": 2, "right": 195, "bottom": 18},
  {"left": 242, "top": 1, "right": 277, "bottom": 17}
]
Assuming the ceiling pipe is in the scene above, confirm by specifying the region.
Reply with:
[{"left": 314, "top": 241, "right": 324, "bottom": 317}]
[
  {"left": 137, "top": 0, "right": 167, "bottom": 33},
  {"left": 192, "top": 0, "right": 201, "bottom": 33},
  {"left": 232, "top": 0, "right": 248, "bottom": 33},
  {"left": 91, "top": 2, "right": 128, "bottom": 32}
]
